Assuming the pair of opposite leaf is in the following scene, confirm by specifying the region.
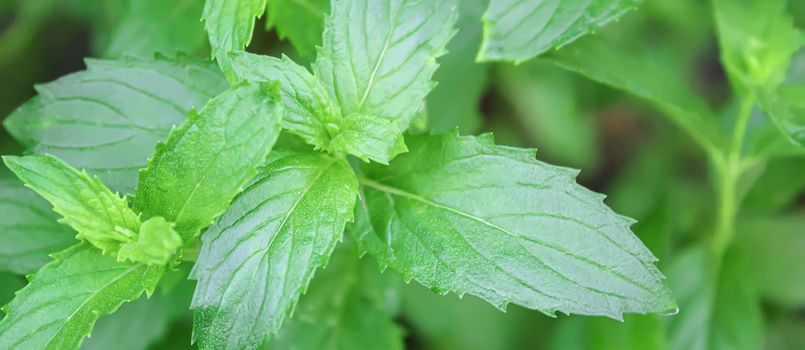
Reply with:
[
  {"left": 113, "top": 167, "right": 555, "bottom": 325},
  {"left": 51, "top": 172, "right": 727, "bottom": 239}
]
[{"left": 0, "top": 82, "right": 284, "bottom": 349}]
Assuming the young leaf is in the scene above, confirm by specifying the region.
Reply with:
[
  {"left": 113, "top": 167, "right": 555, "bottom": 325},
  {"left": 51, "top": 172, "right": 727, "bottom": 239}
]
[
  {"left": 546, "top": 36, "right": 722, "bottom": 154},
  {"left": 0, "top": 174, "right": 74, "bottom": 275},
  {"left": 478, "top": 0, "right": 639, "bottom": 63},
  {"left": 117, "top": 217, "right": 182, "bottom": 266},
  {"left": 713, "top": 0, "right": 803, "bottom": 93},
  {"left": 133, "top": 82, "right": 283, "bottom": 243},
  {"left": 265, "top": 0, "right": 329, "bottom": 56},
  {"left": 268, "top": 247, "right": 404, "bottom": 350},
  {"left": 202, "top": 0, "right": 268, "bottom": 78},
  {"left": 0, "top": 244, "right": 163, "bottom": 350},
  {"left": 313, "top": 0, "right": 459, "bottom": 130},
  {"left": 327, "top": 113, "right": 408, "bottom": 164},
  {"left": 190, "top": 150, "right": 358, "bottom": 350},
  {"left": 229, "top": 52, "right": 340, "bottom": 150},
  {"left": 102, "top": 0, "right": 207, "bottom": 58},
  {"left": 3, "top": 56, "right": 228, "bottom": 194},
  {"left": 759, "top": 85, "right": 805, "bottom": 146},
  {"left": 352, "top": 131, "right": 676, "bottom": 319},
  {"left": 3, "top": 155, "right": 140, "bottom": 254}
]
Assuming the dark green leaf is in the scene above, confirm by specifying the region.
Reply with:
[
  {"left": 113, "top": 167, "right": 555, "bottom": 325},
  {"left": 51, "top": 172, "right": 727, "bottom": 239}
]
[
  {"left": 3, "top": 56, "right": 228, "bottom": 194},
  {"left": 190, "top": 150, "right": 357, "bottom": 350},
  {"left": 0, "top": 172, "right": 74, "bottom": 274},
  {"left": 479, "top": 0, "right": 639, "bottom": 63},
  {"left": 133, "top": 82, "right": 283, "bottom": 243},
  {"left": 265, "top": 0, "right": 329, "bottom": 56}
]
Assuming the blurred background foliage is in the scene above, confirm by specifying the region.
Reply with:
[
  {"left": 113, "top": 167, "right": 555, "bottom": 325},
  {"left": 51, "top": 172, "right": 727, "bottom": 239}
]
[{"left": 0, "top": 0, "right": 803, "bottom": 349}]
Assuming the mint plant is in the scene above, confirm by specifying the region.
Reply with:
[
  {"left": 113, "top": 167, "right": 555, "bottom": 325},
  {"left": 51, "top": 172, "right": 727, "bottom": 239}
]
[{"left": 6, "top": 0, "right": 800, "bottom": 349}]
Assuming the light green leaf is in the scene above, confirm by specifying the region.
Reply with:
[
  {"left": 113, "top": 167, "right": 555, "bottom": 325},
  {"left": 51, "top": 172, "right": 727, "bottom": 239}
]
[
  {"left": 81, "top": 276, "right": 193, "bottom": 350},
  {"left": 713, "top": 0, "right": 804, "bottom": 93},
  {"left": 202, "top": 0, "right": 268, "bottom": 79},
  {"left": 759, "top": 85, "right": 805, "bottom": 146},
  {"left": 3, "top": 155, "right": 140, "bottom": 254},
  {"left": 265, "top": 0, "right": 329, "bottom": 56},
  {"left": 549, "top": 315, "right": 667, "bottom": 350},
  {"left": 190, "top": 150, "right": 358, "bottom": 350},
  {"left": 0, "top": 172, "right": 74, "bottom": 274},
  {"left": 117, "top": 217, "right": 182, "bottom": 266},
  {"left": 133, "top": 82, "right": 283, "bottom": 243},
  {"left": 0, "top": 244, "right": 163, "bottom": 350},
  {"left": 268, "top": 247, "right": 404, "bottom": 350},
  {"left": 229, "top": 52, "right": 340, "bottom": 150},
  {"left": 666, "top": 247, "right": 762, "bottom": 350},
  {"left": 313, "top": 0, "right": 459, "bottom": 130},
  {"left": 352, "top": 131, "right": 675, "bottom": 319},
  {"left": 479, "top": 0, "right": 639, "bottom": 63},
  {"left": 3, "top": 55, "right": 228, "bottom": 194},
  {"left": 102, "top": 0, "right": 207, "bottom": 58},
  {"left": 734, "top": 215, "right": 805, "bottom": 307},
  {"left": 546, "top": 36, "right": 722, "bottom": 154},
  {"left": 427, "top": 0, "right": 490, "bottom": 133},
  {"left": 328, "top": 113, "right": 408, "bottom": 164}
]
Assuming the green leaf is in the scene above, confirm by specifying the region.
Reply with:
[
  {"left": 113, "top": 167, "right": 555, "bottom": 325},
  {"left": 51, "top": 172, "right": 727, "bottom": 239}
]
[
  {"left": 760, "top": 85, "right": 805, "bottom": 146},
  {"left": 133, "top": 82, "right": 283, "bottom": 243},
  {"left": 549, "top": 315, "right": 667, "bottom": 350},
  {"left": 666, "top": 247, "right": 762, "bottom": 350},
  {"left": 0, "top": 272, "right": 25, "bottom": 315},
  {"left": 3, "top": 55, "right": 228, "bottom": 195},
  {"left": 102, "top": 0, "right": 207, "bottom": 58},
  {"left": 546, "top": 36, "right": 722, "bottom": 154},
  {"left": 229, "top": 52, "right": 340, "bottom": 150},
  {"left": 0, "top": 244, "right": 163, "bottom": 350},
  {"left": 81, "top": 277, "right": 193, "bottom": 350},
  {"left": 265, "top": 0, "right": 329, "bottom": 56},
  {"left": 202, "top": 0, "right": 268, "bottom": 79},
  {"left": 268, "top": 247, "right": 404, "bottom": 350},
  {"left": 313, "top": 0, "right": 459, "bottom": 130},
  {"left": 190, "top": 150, "right": 357, "bottom": 350},
  {"left": 351, "top": 131, "right": 676, "bottom": 319},
  {"left": 427, "top": 0, "right": 490, "bottom": 133},
  {"left": 117, "top": 217, "right": 182, "bottom": 266},
  {"left": 328, "top": 113, "right": 408, "bottom": 164},
  {"left": 0, "top": 172, "right": 74, "bottom": 274},
  {"left": 478, "top": 0, "right": 639, "bottom": 63},
  {"left": 734, "top": 215, "right": 805, "bottom": 307},
  {"left": 3, "top": 155, "right": 140, "bottom": 254},
  {"left": 713, "top": 0, "right": 804, "bottom": 93}
]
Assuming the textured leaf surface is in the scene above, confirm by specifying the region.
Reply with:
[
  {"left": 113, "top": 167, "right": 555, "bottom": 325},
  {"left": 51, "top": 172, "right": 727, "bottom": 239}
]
[
  {"left": 133, "top": 82, "right": 283, "bottom": 243},
  {"left": 103, "top": 0, "right": 207, "bottom": 58},
  {"left": 266, "top": 0, "right": 329, "bottom": 56},
  {"left": 202, "top": 0, "right": 267, "bottom": 78},
  {"left": 0, "top": 244, "right": 163, "bottom": 350},
  {"left": 713, "top": 0, "right": 803, "bottom": 93},
  {"left": 229, "top": 52, "right": 340, "bottom": 149},
  {"left": 546, "top": 37, "right": 721, "bottom": 153},
  {"left": 3, "top": 155, "right": 140, "bottom": 254},
  {"left": 313, "top": 0, "right": 459, "bottom": 130},
  {"left": 760, "top": 86, "right": 805, "bottom": 146},
  {"left": 268, "top": 247, "right": 404, "bottom": 350},
  {"left": 479, "top": 0, "right": 639, "bottom": 63},
  {"left": 190, "top": 150, "right": 357, "bottom": 350},
  {"left": 3, "top": 56, "right": 228, "bottom": 194},
  {"left": 352, "top": 131, "right": 675, "bottom": 318},
  {"left": 0, "top": 173, "right": 74, "bottom": 274},
  {"left": 328, "top": 113, "right": 407, "bottom": 164}
]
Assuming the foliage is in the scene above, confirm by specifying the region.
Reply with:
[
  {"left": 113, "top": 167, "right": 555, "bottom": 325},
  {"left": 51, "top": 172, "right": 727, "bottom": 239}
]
[{"left": 0, "top": 0, "right": 803, "bottom": 349}]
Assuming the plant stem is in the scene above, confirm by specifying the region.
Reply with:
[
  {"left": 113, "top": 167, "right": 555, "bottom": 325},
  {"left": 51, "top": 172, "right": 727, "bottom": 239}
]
[{"left": 712, "top": 94, "right": 755, "bottom": 258}]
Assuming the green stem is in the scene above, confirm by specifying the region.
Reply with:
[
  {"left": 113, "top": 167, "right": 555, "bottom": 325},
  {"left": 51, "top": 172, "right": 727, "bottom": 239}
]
[{"left": 712, "top": 94, "right": 755, "bottom": 258}]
